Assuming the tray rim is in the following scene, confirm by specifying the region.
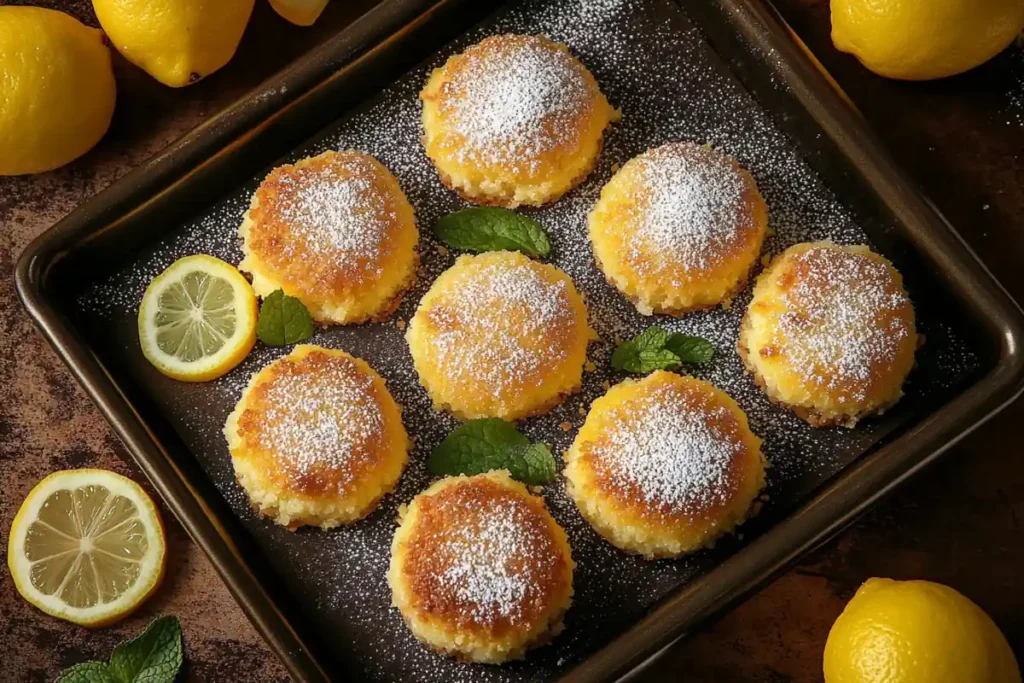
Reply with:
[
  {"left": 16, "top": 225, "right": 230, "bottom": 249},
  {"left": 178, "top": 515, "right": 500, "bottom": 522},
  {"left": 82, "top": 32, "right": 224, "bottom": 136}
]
[{"left": 14, "top": 0, "right": 1024, "bottom": 681}]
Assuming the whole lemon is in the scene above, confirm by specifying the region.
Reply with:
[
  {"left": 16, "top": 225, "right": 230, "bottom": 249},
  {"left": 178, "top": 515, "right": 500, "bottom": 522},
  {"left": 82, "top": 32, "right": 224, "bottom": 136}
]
[
  {"left": 268, "top": 0, "right": 329, "bottom": 27},
  {"left": 0, "top": 7, "right": 116, "bottom": 176},
  {"left": 831, "top": 0, "right": 1024, "bottom": 80},
  {"left": 91, "top": 0, "right": 255, "bottom": 87},
  {"left": 824, "top": 578, "right": 1021, "bottom": 683}
]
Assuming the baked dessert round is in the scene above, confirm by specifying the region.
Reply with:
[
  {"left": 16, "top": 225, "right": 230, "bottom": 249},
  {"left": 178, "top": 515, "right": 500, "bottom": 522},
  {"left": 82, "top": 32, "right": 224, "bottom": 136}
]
[
  {"left": 588, "top": 142, "right": 768, "bottom": 315},
  {"left": 223, "top": 344, "right": 410, "bottom": 529},
  {"left": 406, "top": 251, "right": 595, "bottom": 420},
  {"left": 738, "top": 242, "right": 917, "bottom": 428},
  {"left": 388, "top": 470, "right": 574, "bottom": 663},
  {"left": 563, "top": 371, "right": 766, "bottom": 559},
  {"left": 238, "top": 150, "right": 419, "bottom": 325},
  {"left": 421, "top": 33, "right": 618, "bottom": 208}
]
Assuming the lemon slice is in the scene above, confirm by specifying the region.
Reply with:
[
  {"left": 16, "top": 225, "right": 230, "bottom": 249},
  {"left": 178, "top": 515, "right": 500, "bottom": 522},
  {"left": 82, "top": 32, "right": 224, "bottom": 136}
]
[
  {"left": 7, "top": 469, "right": 167, "bottom": 627},
  {"left": 139, "top": 254, "right": 257, "bottom": 382},
  {"left": 268, "top": 0, "right": 328, "bottom": 26}
]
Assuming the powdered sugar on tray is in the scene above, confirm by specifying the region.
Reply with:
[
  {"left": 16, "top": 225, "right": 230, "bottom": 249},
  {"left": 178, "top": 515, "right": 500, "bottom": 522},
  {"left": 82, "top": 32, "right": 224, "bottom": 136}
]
[{"left": 74, "top": 0, "right": 980, "bottom": 680}]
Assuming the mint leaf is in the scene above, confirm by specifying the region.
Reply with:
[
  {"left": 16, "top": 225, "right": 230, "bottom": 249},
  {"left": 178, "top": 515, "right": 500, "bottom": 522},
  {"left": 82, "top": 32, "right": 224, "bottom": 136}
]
[
  {"left": 108, "top": 616, "right": 182, "bottom": 683},
  {"left": 516, "top": 442, "right": 558, "bottom": 485},
  {"left": 56, "top": 662, "right": 116, "bottom": 683},
  {"left": 611, "top": 326, "right": 715, "bottom": 374},
  {"left": 434, "top": 207, "right": 551, "bottom": 257},
  {"left": 633, "top": 326, "right": 671, "bottom": 353},
  {"left": 611, "top": 326, "right": 675, "bottom": 373},
  {"left": 612, "top": 346, "right": 681, "bottom": 373},
  {"left": 665, "top": 333, "right": 715, "bottom": 364},
  {"left": 56, "top": 617, "right": 183, "bottom": 683},
  {"left": 257, "top": 289, "right": 314, "bottom": 346},
  {"left": 428, "top": 418, "right": 557, "bottom": 485}
]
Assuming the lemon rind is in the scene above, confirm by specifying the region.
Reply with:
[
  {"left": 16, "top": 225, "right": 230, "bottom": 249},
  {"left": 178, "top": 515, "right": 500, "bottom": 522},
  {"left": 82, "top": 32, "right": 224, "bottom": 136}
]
[{"left": 7, "top": 469, "right": 166, "bottom": 627}]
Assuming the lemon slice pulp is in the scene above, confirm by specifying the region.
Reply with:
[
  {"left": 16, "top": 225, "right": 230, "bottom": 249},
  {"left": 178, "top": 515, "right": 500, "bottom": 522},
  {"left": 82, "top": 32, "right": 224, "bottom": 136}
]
[
  {"left": 8, "top": 469, "right": 167, "bottom": 627},
  {"left": 139, "top": 254, "right": 257, "bottom": 382}
]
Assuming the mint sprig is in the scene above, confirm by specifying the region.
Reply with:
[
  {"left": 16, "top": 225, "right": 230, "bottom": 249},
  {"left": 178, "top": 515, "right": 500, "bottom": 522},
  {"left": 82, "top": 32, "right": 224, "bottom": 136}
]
[
  {"left": 434, "top": 207, "right": 551, "bottom": 258},
  {"left": 257, "top": 289, "right": 314, "bottom": 346},
  {"left": 611, "top": 326, "right": 714, "bottom": 374},
  {"left": 56, "top": 616, "right": 183, "bottom": 683},
  {"left": 664, "top": 331, "right": 715, "bottom": 364},
  {"left": 428, "top": 418, "right": 557, "bottom": 485}
]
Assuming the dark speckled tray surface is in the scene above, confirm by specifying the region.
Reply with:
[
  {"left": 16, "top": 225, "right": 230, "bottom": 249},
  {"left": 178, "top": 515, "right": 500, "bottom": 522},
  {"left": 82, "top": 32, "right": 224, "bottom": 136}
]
[{"left": 16, "top": 0, "right": 1024, "bottom": 681}]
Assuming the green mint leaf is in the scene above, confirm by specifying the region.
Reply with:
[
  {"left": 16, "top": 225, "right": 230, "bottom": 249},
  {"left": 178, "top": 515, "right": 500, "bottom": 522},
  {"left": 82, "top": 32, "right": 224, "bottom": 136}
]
[
  {"left": 515, "top": 442, "right": 558, "bottom": 485},
  {"left": 56, "top": 662, "right": 116, "bottom": 683},
  {"left": 611, "top": 344, "right": 681, "bottom": 373},
  {"left": 611, "top": 326, "right": 715, "bottom": 374},
  {"left": 108, "top": 616, "right": 182, "bottom": 683},
  {"left": 428, "top": 418, "right": 558, "bottom": 485},
  {"left": 257, "top": 289, "right": 314, "bottom": 346},
  {"left": 434, "top": 207, "right": 551, "bottom": 257},
  {"left": 665, "top": 333, "right": 715, "bottom": 364},
  {"left": 633, "top": 326, "right": 671, "bottom": 352},
  {"left": 611, "top": 326, "right": 675, "bottom": 372}
]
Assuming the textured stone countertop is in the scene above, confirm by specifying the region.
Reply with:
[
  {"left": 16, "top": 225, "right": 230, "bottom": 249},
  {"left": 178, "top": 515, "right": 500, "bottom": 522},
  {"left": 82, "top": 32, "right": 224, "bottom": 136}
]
[{"left": 1, "top": 1, "right": 1022, "bottom": 681}]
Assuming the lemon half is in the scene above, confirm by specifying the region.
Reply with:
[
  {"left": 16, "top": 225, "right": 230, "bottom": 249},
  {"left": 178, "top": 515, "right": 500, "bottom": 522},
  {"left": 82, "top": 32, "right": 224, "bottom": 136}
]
[
  {"left": 8, "top": 469, "right": 167, "bottom": 627},
  {"left": 139, "top": 255, "right": 258, "bottom": 382}
]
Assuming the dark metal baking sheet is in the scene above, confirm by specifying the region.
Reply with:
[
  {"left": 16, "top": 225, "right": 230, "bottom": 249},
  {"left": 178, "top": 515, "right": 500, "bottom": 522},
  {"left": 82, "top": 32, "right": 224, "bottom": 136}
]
[{"left": 16, "top": 0, "right": 1024, "bottom": 682}]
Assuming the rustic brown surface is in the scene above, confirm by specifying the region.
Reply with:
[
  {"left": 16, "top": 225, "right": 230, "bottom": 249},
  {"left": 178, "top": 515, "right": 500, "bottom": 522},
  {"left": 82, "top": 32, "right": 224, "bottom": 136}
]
[{"left": 1, "top": 0, "right": 1022, "bottom": 682}]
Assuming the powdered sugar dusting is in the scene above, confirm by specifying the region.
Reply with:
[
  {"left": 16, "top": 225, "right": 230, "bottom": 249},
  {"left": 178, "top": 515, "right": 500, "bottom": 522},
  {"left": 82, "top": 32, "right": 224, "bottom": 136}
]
[
  {"left": 269, "top": 153, "right": 397, "bottom": 266},
  {"left": 594, "top": 382, "right": 742, "bottom": 513},
  {"left": 246, "top": 354, "right": 384, "bottom": 486},
  {"left": 426, "top": 258, "right": 574, "bottom": 397},
  {"left": 777, "top": 246, "right": 913, "bottom": 401},
  {"left": 439, "top": 35, "right": 593, "bottom": 171},
  {"left": 629, "top": 143, "right": 748, "bottom": 272},
  {"left": 437, "top": 501, "right": 545, "bottom": 624}
]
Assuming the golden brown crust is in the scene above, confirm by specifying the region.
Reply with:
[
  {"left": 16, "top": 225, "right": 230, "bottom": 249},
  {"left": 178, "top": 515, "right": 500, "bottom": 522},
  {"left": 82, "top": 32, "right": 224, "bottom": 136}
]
[
  {"left": 431, "top": 134, "right": 605, "bottom": 209},
  {"left": 241, "top": 150, "right": 419, "bottom": 324},
  {"left": 738, "top": 315, "right": 899, "bottom": 428},
  {"left": 576, "top": 376, "right": 756, "bottom": 523},
  {"left": 420, "top": 34, "right": 616, "bottom": 207},
  {"left": 563, "top": 372, "right": 766, "bottom": 558},
  {"left": 588, "top": 143, "right": 768, "bottom": 314},
  {"left": 593, "top": 250, "right": 757, "bottom": 317},
  {"left": 235, "top": 349, "right": 392, "bottom": 498},
  {"left": 247, "top": 154, "right": 394, "bottom": 292},
  {"left": 737, "top": 243, "right": 917, "bottom": 428},
  {"left": 406, "top": 251, "right": 595, "bottom": 420},
  {"left": 395, "top": 475, "right": 572, "bottom": 641}
]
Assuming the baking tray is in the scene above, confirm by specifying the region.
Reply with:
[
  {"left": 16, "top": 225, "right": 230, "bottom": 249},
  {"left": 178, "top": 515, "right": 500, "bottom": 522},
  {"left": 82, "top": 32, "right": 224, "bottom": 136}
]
[{"left": 15, "top": 0, "right": 1024, "bottom": 681}]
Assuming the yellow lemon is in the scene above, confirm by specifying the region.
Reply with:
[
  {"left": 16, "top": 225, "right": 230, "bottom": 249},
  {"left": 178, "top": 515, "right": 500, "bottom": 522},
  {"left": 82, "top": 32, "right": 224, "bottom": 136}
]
[
  {"left": 92, "top": 0, "right": 255, "bottom": 87},
  {"left": 831, "top": 0, "right": 1024, "bottom": 81},
  {"left": 0, "top": 7, "right": 116, "bottom": 176},
  {"left": 8, "top": 469, "right": 167, "bottom": 627},
  {"left": 268, "top": 0, "right": 329, "bottom": 27},
  {"left": 138, "top": 255, "right": 258, "bottom": 382},
  {"left": 824, "top": 578, "right": 1021, "bottom": 683}
]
